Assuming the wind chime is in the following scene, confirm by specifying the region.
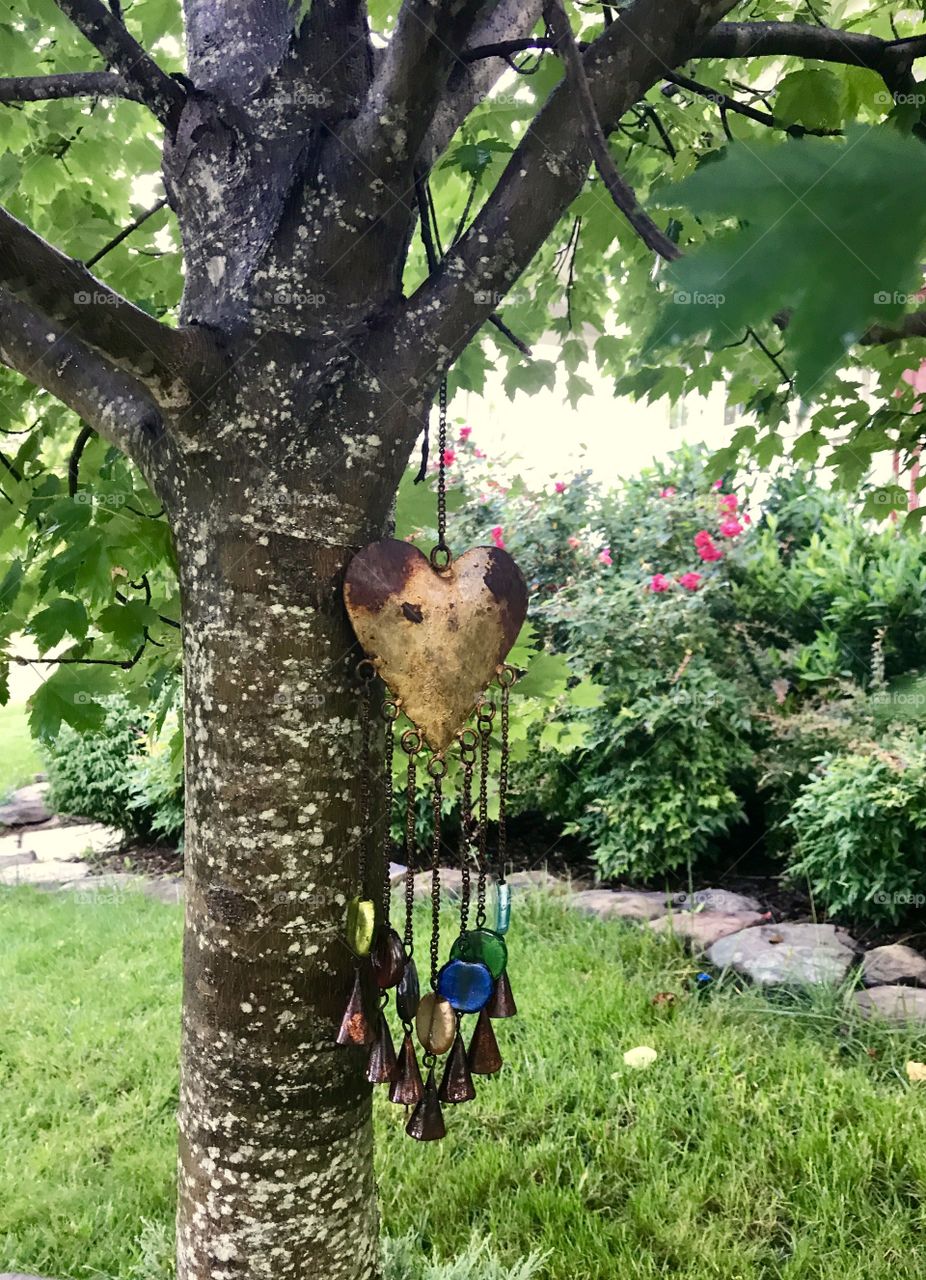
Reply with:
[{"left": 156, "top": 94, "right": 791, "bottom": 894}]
[{"left": 335, "top": 380, "right": 528, "bottom": 1141}]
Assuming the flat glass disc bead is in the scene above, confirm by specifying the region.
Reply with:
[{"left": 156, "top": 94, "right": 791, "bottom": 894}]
[
  {"left": 395, "top": 956, "right": 420, "bottom": 1022},
  {"left": 345, "top": 896, "right": 375, "bottom": 957},
  {"left": 415, "top": 992, "right": 456, "bottom": 1055},
  {"left": 494, "top": 882, "right": 512, "bottom": 936},
  {"left": 436, "top": 959, "right": 494, "bottom": 1013},
  {"left": 450, "top": 928, "right": 508, "bottom": 979}
]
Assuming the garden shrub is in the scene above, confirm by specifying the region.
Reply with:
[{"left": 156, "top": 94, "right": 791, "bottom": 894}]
[
  {"left": 45, "top": 693, "right": 183, "bottom": 843},
  {"left": 785, "top": 733, "right": 926, "bottom": 925}
]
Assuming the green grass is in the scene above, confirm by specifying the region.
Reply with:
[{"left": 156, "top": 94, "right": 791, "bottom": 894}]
[
  {"left": 0, "top": 701, "right": 42, "bottom": 799},
  {"left": 1, "top": 889, "right": 925, "bottom": 1280}
]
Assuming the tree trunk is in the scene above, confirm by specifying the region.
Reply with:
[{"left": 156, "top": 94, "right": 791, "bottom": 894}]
[{"left": 174, "top": 455, "right": 393, "bottom": 1280}]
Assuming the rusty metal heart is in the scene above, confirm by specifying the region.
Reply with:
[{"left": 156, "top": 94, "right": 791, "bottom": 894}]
[{"left": 343, "top": 539, "right": 528, "bottom": 752}]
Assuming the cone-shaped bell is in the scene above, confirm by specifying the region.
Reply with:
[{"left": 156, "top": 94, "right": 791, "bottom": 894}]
[
  {"left": 336, "top": 969, "right": 372, "bottom": 1047},
  {"left": 438, "top": 1031, "right": 476, "bottom": 1104},
  {"left": 486, "top": 970, "right": 517, "bottom": 1019},
  {"left": 467, "top": 1007, "right": 503, "bottom": 1075},
  {"left": 405, "top": 1067, "right": 446, "bottom": 1141},
  {"left": 366, "top": 1011, "right": 398, "bottom": 1084},
  {"left": 388, "top": 1031, "right": 424, "bottom": 1105}
]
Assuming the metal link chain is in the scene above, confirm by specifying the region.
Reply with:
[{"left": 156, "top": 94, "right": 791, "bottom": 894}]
[
  {"left": 355, "top": 660, "right": 376, "bottom": 895},
  {"left": 475, "top": 701, "right": 495, "bottom": 928},
  {"left": 458, "top": 742, "right": 476, "bottom": 932},
  {"left": 428, "top": 758, "right": 446, "bottom": 988},
  {"left": 401, "top": 730, "right": 421, "bottom": 954},
  {"left": 437, "top": 379, "right": 448, "bottom": 551},
  {"left": 497, "top": 666, "right": 515, "bottom": 886},
  {"left": 380, "top": 704, "right": 397, "bottom": 924}
]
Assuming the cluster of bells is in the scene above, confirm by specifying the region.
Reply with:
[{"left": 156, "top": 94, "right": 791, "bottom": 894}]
[{"left": 336, "top": 881, "right": 514, "bottom": 1141}]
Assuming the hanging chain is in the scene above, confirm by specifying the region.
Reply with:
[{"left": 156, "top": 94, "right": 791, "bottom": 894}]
[
  {"left": 497, "top": 666, "right": 515, "bottom": 886},
  {"left": 355, "top": 660, "right": 376, "bottom": 895},
  {"left": 430, "top": 380, "right": 452, "bottom": 570},
  {"left": 401, "top": 728, "right": 421, "bottom": 954},
  {"left": 476, "top": 699, "right": 495, "bottom": 928},
  {"left": 428, "top": 756, "right": 447, "bottom": 988},
  {"left": 380, "top": 701, "right": 398, "bottom": 924},
  {"left": 458, "top": 729, "right": 478, "bottom": 932}
]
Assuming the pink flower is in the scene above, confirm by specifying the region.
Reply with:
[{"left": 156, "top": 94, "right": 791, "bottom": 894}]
[
  {"left": 441, "top": 448, "right": 456, "bottom": 467},
  {"left": 719, "top": 517, "right": 744, "bottom": 538},
  {"left": 459, "top": 426, "right": 472, "bottom": 441},
  {"left": 719, "top": 493, "right": 738, "bottom": 513},
  {"left": 474, "top": 448, "right": 486, "bottom": 459},
  {"left": 902, "top": 362, "right": 926, "bottom": 395},
  {"left": 694, "top": 530, "right": 713, "bottom": 546},
  {"left": 712, "top": 479, "right": 723, "bottom": 490},
  {"left": 490, "top": 525, "right": 505, "bottom": 549},
  {"left": 598, "top": 547, "right": 613, "bottom": 567},
  {"left": 650, "top": 573, "right": 671, "bottom": 593},
  {"left": 659, "top": 486, "right": 677, "bottom": 499},
  {"left": 567, "top": 536, "right": 581, "bottom": 549},
  {"left": 743, "top": 513, "right": 752, "bottom": 525},
  {"left": 678, "top": 571, "right": 702, "bottom": 591},
  {"left": 555, "top": 481, "right": 567, "bottom": 494},
  {"left": 694, "top": 531, "right": 723, "bottom": 562}
]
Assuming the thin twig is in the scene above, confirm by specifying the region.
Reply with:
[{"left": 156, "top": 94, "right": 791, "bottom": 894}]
[
  {"left": 543, "top": 0, "right": 680, "bottom": 260},
  {"left": 85, "top": 196, "right": 168, "bottom": 268}
]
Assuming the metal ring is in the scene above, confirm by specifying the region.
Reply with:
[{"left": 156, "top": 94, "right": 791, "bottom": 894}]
[
  {"left": 401, "top": 728, "right": 423, "bottom": 755},
  {"left": 427, "top": 754, "right": 448, "bottom": 779},
  {"left": 476, "top": 698, "right": 496, "bottom": 721},
  {"left": 381, "top": 699, "right": 400, "bottom": 722},
  {"left": 355, "top": 658, "right": 377, "bottom": 681},
  {"left": 429, "top": 544, "right": 453, "bottom": 571},
  {"left": 497, "top": 663, "right": 517, "bottom": 688},
  {"left": 458, "top": 728, "right": 479, "bottom": 750}
]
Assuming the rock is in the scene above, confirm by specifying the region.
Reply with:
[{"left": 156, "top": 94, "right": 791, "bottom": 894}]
[
  {"left": 0, "top": 782, "right": 50, "bottom": 828},
  {"left": 59, "top": 873, "right": 143, "bottom": 897},
  {"left": 389, "top": 862, "right": 407, "bottom": 886},
  {"left": 412, "top": 869, "right": 465, "bottom": 900},
  {"left": 707, "top": 922, "right": 858, "bottom": 986},
  {"left": 0, "top": 859, "right": 89, "bottom": 889},
  {"left": 0, "top": 822, "right": 119, "bottom": 864},
  {"left": 673, "top": 887, "right": 762, "bottom": 914},
  {"left": 505, "top": 870, "right": 564, "bottom": 894},
  {"left": 651, "top": 910, "right": 766, "bottom": 951},
  {"left": 570, "top": 889, "right": 680, "bottom": 923},
  {"left": 854, "top": 985, "right": 926, "bottom": 1024},
  {"left": 861, "top": 944, "right": 926, "bottom": 988},
  {"left": 0, "top": 849, "right": 37, "bottom": 871},
  {"left": 143, "top": 875, "right": 184, "bottom": 905}
]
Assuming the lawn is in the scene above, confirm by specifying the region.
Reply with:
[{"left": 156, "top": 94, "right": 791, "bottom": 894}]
[
  {"left": 0, "top": 701, "right": 42, "bottom": 799},
  {"left": 1, "top": 888, "right": 925, "bottom": 1280}
]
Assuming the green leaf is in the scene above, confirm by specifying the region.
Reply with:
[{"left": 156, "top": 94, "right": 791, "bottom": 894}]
[
  {"left": 28, "top": 665, "right": 114, "bottom": 739},
  {"left": 97, "top": 600, "right": 159, "bottom": 649},
  {"left": 651, "top": 127, "right": 926, "bottom": 395},
  {"left": 29, "top": 597, "right": 88, "bottom": 652},
  {"left": 503, "top": 359, "right": 557, "bottom": 399},
  {"left": 775, "top": 69, "right": 846, "bottom": 130},
  {"left": 516, "top": 652, "right": 570, "bottom": 700}
]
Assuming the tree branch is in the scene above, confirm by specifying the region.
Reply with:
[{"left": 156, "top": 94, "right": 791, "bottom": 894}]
[
  {"left": 0, "top": 71, "right": 145, "bottom": 104},
  {"left": 663, "top": 70, "right": 840, "bottom": 137},
  {"left": 697, "top": 23, "right": 926, "bottom": 91},
  {"left": 53, "top": 0, "right": 185, "bottom": 127},
  {"left": 0, "top": 290, "right": 166, "bottom": 467},
  {"left": 544, "top": 0, "right": 679, "bottom": 260},
  {"left": 0, "top": 205, "right": 221, "bottom": 395},
  {"left": 85, "top": 196, "right": 168, "bottom": 268},
  {"left": 861, "top": 312, "right": 926, "bottom": 345},
  {"left": 386, "top": 0, "right": 739, "bottom": 386}
]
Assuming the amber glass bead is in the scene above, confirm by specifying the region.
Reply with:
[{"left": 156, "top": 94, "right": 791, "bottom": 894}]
[
  {"left": 415, "top": 992, "right": 455, "bottom": 1055},
  {"left": 371, "top": 926, "right": 406, "bottom": 989},
  {"left": 450, "top": 928, "right": 507, "bottom": 979},
  {"left": 345, "top": 896, "right": 375, "bottom": 957},
  {"left": 436, "top": 958, "right": 493, "bottom": 1013}
]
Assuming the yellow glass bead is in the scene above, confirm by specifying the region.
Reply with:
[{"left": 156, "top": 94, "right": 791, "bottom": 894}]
[
  {"left": 346, "top": 896, "right": 375, "bottom": 957},
  {"left": 415, "top": 991, "right": 456, "bottom": 1056}
]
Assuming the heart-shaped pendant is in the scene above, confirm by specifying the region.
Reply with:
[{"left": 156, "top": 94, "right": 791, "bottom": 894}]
[{"left": 343, "top": 539, "right": 528, "bottom": 751}]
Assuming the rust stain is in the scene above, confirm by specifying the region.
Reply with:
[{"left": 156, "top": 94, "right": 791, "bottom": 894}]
[{"left": 401, "top": 602, "right": 423, "bottom": 623}]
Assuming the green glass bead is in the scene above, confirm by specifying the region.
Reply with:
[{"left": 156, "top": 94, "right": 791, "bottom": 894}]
[
  {"left": 495, "top": 882, "right": 511, "bottom": 936},
  {"left": 345, "top": 896, "right": 375, "bottom": 957},
  {"left": 450, "top": 928, "right": 508, "bottom": 980}
]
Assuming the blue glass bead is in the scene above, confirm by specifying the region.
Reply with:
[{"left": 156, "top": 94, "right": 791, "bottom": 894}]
[
  {"left": 495, "top": 882, "right": 511, "bottom": 936},
  {"left": 436, "top": 959, "right": 494, "bottom": 1013}
]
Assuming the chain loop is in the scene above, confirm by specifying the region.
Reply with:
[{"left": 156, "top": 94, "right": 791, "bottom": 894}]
[
  {"left": 356, "top": 668, "right": 374, "bottom": 894},
  {"left": 402, "top": 748, "right": 417, "bottom": 954},
  {"left": 429, "top": 770, "right": 443, "bottom": 988},
  {"left": 381, "top": 708, "right": 395, "bottom": 924},
  {"left": 497, "top": 667, "right": 515, "bottom": 887},
  {"left": 476, "top": 713, "right": 492, "bottom": 928}
]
